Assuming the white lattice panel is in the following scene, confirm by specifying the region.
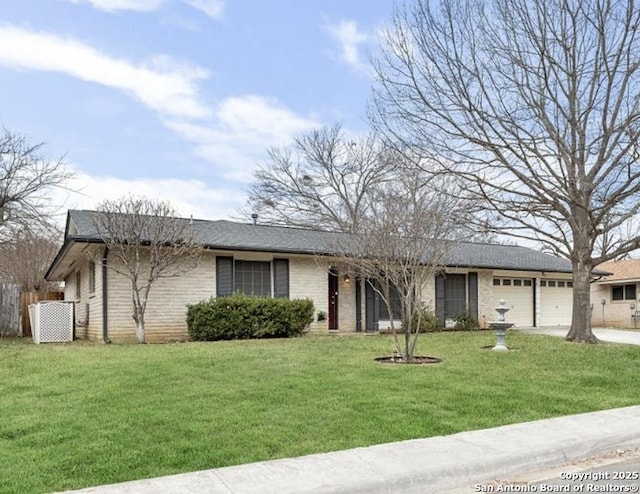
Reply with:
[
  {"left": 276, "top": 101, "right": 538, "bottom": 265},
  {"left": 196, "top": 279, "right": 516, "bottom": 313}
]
[{"left": 30, "top": 302, "right": 74, "bottom": 344}]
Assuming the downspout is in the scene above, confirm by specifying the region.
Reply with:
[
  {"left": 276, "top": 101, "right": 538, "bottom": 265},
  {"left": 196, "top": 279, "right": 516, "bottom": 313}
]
[{"left": 102, "top": 247, "right": 111, "bottom": 344}]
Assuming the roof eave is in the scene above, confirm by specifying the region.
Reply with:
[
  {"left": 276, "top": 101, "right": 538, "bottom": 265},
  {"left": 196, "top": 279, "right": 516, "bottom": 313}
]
[
  {"left": 45, "top": 236, "right": 105, "bottom": 281},
  {"left": 202, "top": 244, "right": 336, "bottom": 257},
  {"left": 443, "top": 263, "right": 573, "bottom": 274},
  {"left": 595, "top": 277, "right": 640, "bottom": 285}
]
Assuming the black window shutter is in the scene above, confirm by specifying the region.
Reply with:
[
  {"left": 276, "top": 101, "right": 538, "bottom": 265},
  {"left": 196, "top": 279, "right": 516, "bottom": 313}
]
[
  {"left": 365, "top": 280, "right": 378, "bottom": 331},
  {"left": 216, "top": 256, "right": 234, "bottom": 296},
  {"left": 468, "top": 272, "right": 478, "bottom": 318},
  {"left": 273, "top": 259, "right": 289, "bottom": 298},
  {"left": 435, "top": 274, "right": 445, "bottom": 326}
]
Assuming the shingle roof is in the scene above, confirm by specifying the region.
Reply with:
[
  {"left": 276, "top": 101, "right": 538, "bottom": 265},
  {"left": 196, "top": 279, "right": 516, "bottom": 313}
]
[
  {"left": 67, "top": 209, "right": 348, "bottom": 253},
  {"left": 595, "top": 259, "right": 640, "bottom": 283},
  {"left": 64, "top": 209, "right": 575, "bottom": 274},
  {"left": 444, "top": 242, "right": 574, "bottom": 272}
]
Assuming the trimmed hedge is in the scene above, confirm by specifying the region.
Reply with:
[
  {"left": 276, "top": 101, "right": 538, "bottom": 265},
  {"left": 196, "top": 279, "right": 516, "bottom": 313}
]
[{"left": 187, "top": 293, "right": 315, "bottom": 341}]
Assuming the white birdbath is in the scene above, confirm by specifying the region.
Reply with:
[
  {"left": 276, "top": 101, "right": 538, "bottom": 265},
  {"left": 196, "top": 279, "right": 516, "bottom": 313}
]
[{"left": 490, "top": 299, "right": 514, "bottom": 351}]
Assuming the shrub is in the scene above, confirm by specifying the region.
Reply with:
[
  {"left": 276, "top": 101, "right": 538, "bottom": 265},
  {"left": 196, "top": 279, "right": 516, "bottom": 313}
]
[
  {"left": 452, "top": 310, "right": 480, "bottom": 331},
  {"left": 410, "top": 306, "right": 440, "bottom": 333},
  {"left": 378, "top": 305, "right": 440, "bottom": 334},
  {"left": 187, "top": 293, "right": 315, "bottom": 341}
]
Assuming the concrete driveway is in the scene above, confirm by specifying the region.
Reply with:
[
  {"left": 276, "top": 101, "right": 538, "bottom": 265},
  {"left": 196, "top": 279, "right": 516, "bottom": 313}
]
[{"left": 520, "top": 327, "right": 640, "bottom": 345}]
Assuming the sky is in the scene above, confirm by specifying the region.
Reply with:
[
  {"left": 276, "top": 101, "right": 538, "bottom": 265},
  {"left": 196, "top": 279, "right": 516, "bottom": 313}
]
[{"left": 0, "top": 0, "right": 395, "bottom": 227}]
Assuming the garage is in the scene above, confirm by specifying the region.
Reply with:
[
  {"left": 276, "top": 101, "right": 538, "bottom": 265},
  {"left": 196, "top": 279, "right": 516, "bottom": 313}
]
[
  {"left": 492, "top": 278, "right": 534, "bottom": 327},
  {"left": 539, "top": 279, "right": 573, "bottom": 326}
]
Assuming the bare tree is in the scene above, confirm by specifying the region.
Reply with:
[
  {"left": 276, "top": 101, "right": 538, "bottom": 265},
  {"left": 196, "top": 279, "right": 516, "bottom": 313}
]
[
  {"left": 372, "top": 0, "right": 640, "bottom": 342},
  {"left": 243, "top": 124, "right": 396, "bottom": 232},
  {"left": 0, "top": 128, "right": 70, "bottom": 241},
  {"left": 0, "top": 230, "right": 61, "bottom": 292},
  {"left": 92, "top": 197, "right": 203, "bottom": 343},
  {"left": 335, "top": 170, "right": 470, "bottom": 361}
]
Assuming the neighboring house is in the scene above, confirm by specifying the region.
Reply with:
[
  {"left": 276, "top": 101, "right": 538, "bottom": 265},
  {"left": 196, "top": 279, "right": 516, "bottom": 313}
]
[
  {"left": 46, "top": 210, "right": 580, "bottom": 343},
  {"left": 591, "top": 259, "right": 640, "bottom": 328}
]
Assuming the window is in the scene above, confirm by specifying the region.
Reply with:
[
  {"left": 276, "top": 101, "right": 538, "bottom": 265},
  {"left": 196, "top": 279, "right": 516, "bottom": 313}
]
[
  {"left": 216, "top": 257, "right": 289, "bottom": 298},
  {"left": 434, "top": 273, "right": 479, "bottom": 327},
  {"left": 502, "top": 279, "right": 511, "bottom": 286},
  {"left": 524, "top": 280, "right": 532, "bottom": 287},
  {"left": 493, "top": 278, "right": 501, "bottom": 286},
  {"left": 540, "top": 279, "right": 570, "bottom": 288},
  {"left": 235, "top": 261, "right": 271, "bottom": 297},
  {"left": 626, "top": 284, "right": 636, "bottom": 300},
  {"left": 612, "top": 284, "right": 636, "bottom": 301},
  {"left": 513, "top": 279, "right": 522, "bottom": 286},
  {"left": 612, "top": 286, "right": 624, "bottom": 300},
  {"left": 379, "top": 284, "right": 402, "bottom": 320},
  {"left": 88, "top": 261, "right": 96, "bottom": 294},
  {"left": 75, "top": 271, "right": 81, "bottom": 300},
  {"left": 444, "top": 274, "right": 467, "bottom": 316}
]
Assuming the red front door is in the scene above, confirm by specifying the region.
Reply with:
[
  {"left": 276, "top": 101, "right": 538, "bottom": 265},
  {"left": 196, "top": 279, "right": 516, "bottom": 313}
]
[{"left": 328, "top": 270, "right": 339, "bottom": 330}]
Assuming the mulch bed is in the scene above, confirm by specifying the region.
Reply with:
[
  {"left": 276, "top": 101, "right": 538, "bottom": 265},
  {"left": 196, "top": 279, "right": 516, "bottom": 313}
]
[{"left": 374, "top": 356, "right": 442, "bottom": 365}]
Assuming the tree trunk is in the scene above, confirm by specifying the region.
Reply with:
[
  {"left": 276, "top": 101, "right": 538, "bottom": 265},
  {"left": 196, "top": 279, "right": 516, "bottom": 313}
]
[
  {"left": 566, "top": 256, "right": 598, "bottom": 343},
  {"left": 135, "top": 320, "right": 145, "bottom": 344},
  {"left": 131, "top": 284, "right": 146, "bottom": 344},
  {"left": 402, "top": 298, "right": 414, "bottom": 362},
  {"left": 404, "top": 327, "right": 411, "bottom": 362}
]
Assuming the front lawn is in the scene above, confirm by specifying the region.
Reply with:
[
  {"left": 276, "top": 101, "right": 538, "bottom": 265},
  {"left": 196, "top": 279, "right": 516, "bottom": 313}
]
[{"left": 1, "top": 332, "right": 640, "bottom": 493}]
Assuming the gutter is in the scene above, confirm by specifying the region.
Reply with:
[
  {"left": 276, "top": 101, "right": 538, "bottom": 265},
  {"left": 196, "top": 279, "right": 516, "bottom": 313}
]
[
  {"left": 45, "top": 236, "right": 105, "bottom": 281},
  {"left": 44, "top": 237, "right": 76, "bottom": 281},
  {"left": 102, "top": 247, "right": 111, "bottom": 344}
]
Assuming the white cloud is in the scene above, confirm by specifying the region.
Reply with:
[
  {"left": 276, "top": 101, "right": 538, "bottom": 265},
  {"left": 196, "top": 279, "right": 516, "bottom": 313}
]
[
  {"left": 0, "top": 25, "right": 320, "bottom": 202},
  {"left": 68, "top": 0, "right": 225, "bottom": 18},
  {"left": 181, "top": 0, "right": 224, "bottom": 19},
  {"left": 57, "top": 169, "right": 241, "bottom": 222},
  {"left": 68, "top": 0, "right": 166, "bottom": 12},
  {"left": 326, "top": 19, "right": 369, "bottom": 71},
  {"left": 0, "top": 25, "right": 211, "bottom": 120},
  {"left": 0, "top": 25, "right": 320, "bottom": 183},
  {"left": 216, "top": 95, "right": 320, "bottom": 142},
  {"left": 166, "top": 95, "right": 320, "bottom": 181}
]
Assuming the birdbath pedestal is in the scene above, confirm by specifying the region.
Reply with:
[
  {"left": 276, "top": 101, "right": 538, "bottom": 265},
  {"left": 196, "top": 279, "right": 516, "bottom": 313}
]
[{"left": 490, "top": 299, "right": 514, "bottom": 351}]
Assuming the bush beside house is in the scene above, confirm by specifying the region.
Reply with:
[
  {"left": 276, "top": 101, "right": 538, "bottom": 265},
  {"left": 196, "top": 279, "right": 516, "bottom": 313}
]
[
  {"left": 187, "top": 294, "right": 314, "bottom": 341},
  {"left": 378, "top": 307, "right": 480, "bottom": 334}
]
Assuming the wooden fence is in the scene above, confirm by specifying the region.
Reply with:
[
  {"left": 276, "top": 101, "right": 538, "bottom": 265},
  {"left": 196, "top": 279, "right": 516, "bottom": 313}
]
[
  {"left": 0, "top": 283, "right": 20, "bottom": 335},
  {"left": 20, "top": 291, "right": 64, "bottom": 337}
]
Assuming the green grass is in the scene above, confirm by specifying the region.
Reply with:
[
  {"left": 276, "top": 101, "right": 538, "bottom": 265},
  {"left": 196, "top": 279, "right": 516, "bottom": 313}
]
[{"left": 2, "top": 332, "right": 640, "bottom": 493}]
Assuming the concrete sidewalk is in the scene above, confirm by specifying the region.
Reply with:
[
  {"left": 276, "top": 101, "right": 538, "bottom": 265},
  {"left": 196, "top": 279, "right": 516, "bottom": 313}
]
[
  {"left": 521, "top": 327, "right": 640, "bottom": 345},
  {"left": 59, "top": 406, "right": 640, "bottom": 494}
]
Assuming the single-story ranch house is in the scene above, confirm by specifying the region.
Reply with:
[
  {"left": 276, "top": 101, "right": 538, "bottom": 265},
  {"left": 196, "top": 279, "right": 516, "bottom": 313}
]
[
  {"left": 591, "top": 259, "right": 640, "bottom": 328},
  {"left": 46, "top": 210, "right": 579, "bottom": 343}
]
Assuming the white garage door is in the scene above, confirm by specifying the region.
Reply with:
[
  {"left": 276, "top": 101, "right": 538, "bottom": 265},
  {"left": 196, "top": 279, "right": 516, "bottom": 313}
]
[
  {"left": 492, "top": 278, "right": 534, "bottom": 327},
  {"left": 539, "top": 279, "right": 573, "bottom": 326}
]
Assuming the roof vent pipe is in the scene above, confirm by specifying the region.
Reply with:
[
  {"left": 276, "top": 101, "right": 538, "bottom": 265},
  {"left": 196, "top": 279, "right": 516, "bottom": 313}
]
[{"left": 251, "top": 213, "right": 258, "bottom": 225}]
